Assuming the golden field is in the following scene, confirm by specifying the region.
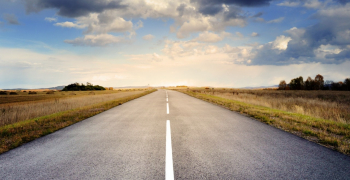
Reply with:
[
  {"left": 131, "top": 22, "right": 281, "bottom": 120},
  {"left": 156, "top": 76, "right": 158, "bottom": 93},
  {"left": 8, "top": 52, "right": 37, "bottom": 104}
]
[
  {"left": 173, "top": 87, "right": 350, "bottom": 155},
  {"left": 0, "top": 89, "right": 156, "bottom": 154}
]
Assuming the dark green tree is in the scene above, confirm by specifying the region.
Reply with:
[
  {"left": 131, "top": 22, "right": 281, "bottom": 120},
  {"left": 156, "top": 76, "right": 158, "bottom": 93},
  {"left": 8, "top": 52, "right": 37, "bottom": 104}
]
[
  {"left": 289, "top": 76, "right": 304, "bottom": 90},
  {"left": 304, "top": 77, "right": 313, "bottom": 90},
  {"left": 344, "top": 78, "right": 350, "bottom": 91},
  {"left": 62, "top": 82, "right": 106, "bottom": 91}
]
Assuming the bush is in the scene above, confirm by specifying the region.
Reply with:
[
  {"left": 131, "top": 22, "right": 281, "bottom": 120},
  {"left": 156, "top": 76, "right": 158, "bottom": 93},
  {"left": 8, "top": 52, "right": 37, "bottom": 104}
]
[
  {"left": 0, "top": 91, "right": 8, "bottom": 95},
  {"left": 62, "top": 82, "right": 106, "bottom": 91},
  {"left": 46, "top": 91, "right": 55, "bottom": 94},
  {"left": 28, "top": 91, "right": 37, "bottom": 94},
  {"left": 9, "top": 92, "right": 18, "bottom": 95}
]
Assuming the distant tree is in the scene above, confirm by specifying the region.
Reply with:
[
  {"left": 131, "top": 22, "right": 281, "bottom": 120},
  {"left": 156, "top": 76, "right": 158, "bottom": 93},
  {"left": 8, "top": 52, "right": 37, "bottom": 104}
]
[
  {"left": 331, "top": 81, "right": 343, "bottom": 91},
  {"left": 279, "top": 80, "right": 287, "bottom": 90},
  {"left": 314, "top": 74, "right": 324, "bottom": 90},
  {"left": 344, "top": 78, "right": 350, "bottom": 91},
  {"left": 289, "top": 76, "right": 304, "bottom": 90},
  {"left": 324, "top": 80, "right": 333, "bottom": 90},
  {"left": 62, "top": 83, "right": 106, "bottom": 91},
  {"left": 304, "top": 77, "right": 313, "bottom": 90}
]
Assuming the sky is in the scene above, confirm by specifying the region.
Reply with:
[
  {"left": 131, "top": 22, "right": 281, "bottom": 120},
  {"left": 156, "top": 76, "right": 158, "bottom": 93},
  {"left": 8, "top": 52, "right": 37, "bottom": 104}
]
[{"left": 0, "top": 0, "right": 350, "bottom": 89}]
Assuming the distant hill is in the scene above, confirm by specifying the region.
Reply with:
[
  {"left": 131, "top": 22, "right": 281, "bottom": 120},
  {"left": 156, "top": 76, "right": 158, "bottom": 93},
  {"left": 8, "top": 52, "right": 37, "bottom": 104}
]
[
  {"left": 239, "top": 85, "right": 278, "bottom": 89},
  {"left": 3, "top": 85, "right": 66, "bottom": 91},
  {"left": 46, "top": 86, "right": 65, "bottom": 90}
]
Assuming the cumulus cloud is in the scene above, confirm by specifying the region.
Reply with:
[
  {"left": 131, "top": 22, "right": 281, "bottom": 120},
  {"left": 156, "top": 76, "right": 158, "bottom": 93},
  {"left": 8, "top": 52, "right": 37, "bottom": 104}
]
[
  {"left": 55, "top": 21, "right": 86, "bottom": 28},
  {"left": 193, "top": 31, "right": 231, "bottom": 43},
  {"left": 25, "top": 0, "right": 250, "bottom": 40},
  {"left": 143, "top": 34, "right": 154, "bottom": 41},
  {"left": 44, "top": 17, "right": 57, "bottom": 22},
  {"left": 267, "top": 17, "right": 285, "bottom": 23},
  {"left": 64, "top": 34, "right": 125, "bottom": 46},
  {"left": 247, "top": 2, "right": 350, "bottom": 66},
  {"left": 3, "top": 13, "right": 20, "bottom": 25},
  {"left": 79, "top": 13, "right": 134, "bottom": 34}
]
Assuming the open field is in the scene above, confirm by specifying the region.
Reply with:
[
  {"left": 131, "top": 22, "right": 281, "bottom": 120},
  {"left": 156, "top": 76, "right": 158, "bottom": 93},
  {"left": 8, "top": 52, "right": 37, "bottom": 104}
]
[
  {"left": 180, "top": 88, "right": 350, "bottom": 122},
  {"left": 0, "top": 89, "right": 156, "bottom": 154},
  {"left": 173, "top": 88, "right": 350, "bottom": 155},
  {"left": 0, "top": 91, "right": 150, "bottom": 126},
  {"left": 0, "top": 88, "right": 150, "bottom": 104}
]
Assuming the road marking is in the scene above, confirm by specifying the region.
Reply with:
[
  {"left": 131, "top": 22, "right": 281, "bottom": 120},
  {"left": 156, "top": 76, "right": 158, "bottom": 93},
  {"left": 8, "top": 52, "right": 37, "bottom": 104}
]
[
  {"left": 167, "top": 103, "right": 169, "bottom": 114},
  {"left": 167, "top": 98, "right": 168, "bottom": 102},
  {"left": 166, "top": 120, "right": 174, "bottom": 180},
  {"left": 166, "top": 90, "right": 168, "bottom": 98}
]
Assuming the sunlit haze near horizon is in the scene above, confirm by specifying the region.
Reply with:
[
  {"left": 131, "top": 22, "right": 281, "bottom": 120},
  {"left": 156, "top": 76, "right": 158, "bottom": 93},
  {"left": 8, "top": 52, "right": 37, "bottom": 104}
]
[{"left": 1, "top": 0, "right": 350, "bottom": 89}]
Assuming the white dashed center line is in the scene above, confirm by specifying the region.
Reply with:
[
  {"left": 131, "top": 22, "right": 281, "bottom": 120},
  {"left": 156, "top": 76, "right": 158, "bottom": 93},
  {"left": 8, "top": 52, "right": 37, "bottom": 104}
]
[
  {"left": 167, "top": 103, "right": 169, "bottom": 114},
  {"left": 166, "top": 120, "right": 174, "bottom": 180}
]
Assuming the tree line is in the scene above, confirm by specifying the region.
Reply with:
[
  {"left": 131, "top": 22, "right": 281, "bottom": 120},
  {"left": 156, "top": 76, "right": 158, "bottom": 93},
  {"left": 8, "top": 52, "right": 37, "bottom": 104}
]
[
  {"left": 62, "top": 82, "right": 106, "bottom": 91},
  {"left": 279, "top": 74, "right": 350, "bottom": 91}
]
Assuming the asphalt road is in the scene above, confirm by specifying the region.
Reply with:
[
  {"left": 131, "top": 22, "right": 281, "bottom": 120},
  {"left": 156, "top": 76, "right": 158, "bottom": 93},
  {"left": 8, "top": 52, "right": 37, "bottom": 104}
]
[{"left": 1, "top": 89, "right": 350, "bottom": 179}]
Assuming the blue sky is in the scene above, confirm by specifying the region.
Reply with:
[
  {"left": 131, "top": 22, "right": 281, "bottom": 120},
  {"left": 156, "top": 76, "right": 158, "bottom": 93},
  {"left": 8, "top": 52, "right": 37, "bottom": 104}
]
[{"left": 1, "top": 0, "right": 350, "bottom": 88}]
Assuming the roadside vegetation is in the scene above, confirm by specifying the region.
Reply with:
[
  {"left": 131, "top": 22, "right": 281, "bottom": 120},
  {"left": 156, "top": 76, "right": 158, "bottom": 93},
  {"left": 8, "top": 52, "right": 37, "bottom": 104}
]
[
  {"left": 62, "top": 82, "right": 105, "bottom": 91},
  {"left": 0, "top": 88, "right": 147, "bottom": 104},
  {"left": 174, "top": 87, "right": 350, "bottom": 155},
  {"left": 279, "top": 74, "right": 350, "bottom": 91},
  {"left": 0, "top": 88, "right": 156, "bottom": 154}
]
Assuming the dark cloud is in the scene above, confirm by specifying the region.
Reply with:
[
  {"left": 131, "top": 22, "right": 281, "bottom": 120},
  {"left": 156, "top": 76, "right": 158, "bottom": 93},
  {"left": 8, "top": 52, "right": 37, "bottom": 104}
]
[
  {"left": 191, "top": 0, "right": 272, "bottom": 18},
  {"left": 198, "top": 4, "right": 224, "bottom": 15},
  {"left": 3, "top": 13, "right": 20, "bottom": 25},
  {"left": 176, "top": 3, "right": 189, "bottom": 17},
  {"left": 191, "top": 0, "right": 273, "bottom": 7},
  {"left": 337, "top": 0, "right": 350, "bottom": 5},
  {"left": 25, "top": 0, "right": 126, "bottom": 18}
]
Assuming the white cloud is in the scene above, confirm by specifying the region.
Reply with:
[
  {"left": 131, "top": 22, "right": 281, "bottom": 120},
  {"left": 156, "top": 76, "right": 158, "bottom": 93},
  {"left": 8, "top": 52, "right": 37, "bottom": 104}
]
[
  {"left": 80, "top": 14, "right": 133, "bottom": 34},
  {"left": 272, "top": 35, "right": 292, "bottom": 50},
  {"left": 278, "top": 1, "right": 300, "bottom": 7},
  {"left": 55, "top": 21, "right": 86, "bottom": 29},
  {"left": 45, "top": 17, "right": 57, "bottom": 22},
  {"left": 251, "top": 32, "right": 259, "bottom": 37},
  {"left": 267, "top": 17, "right": 285, "bottom": 23},
  {"left": 193, "top": 31, "right": 231, "bottom": 43},
  {"left": 64, "top": 34, "right": 125, "bottom": 46},
  {"left": 143, "top": 34, "right": 155, "bottom": 41}
]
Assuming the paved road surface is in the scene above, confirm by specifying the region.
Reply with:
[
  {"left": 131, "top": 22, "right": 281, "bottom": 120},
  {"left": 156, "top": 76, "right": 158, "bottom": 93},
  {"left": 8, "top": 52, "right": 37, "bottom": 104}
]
[{"left": 1, "top": 89, "right": 350, "bottom": 179}]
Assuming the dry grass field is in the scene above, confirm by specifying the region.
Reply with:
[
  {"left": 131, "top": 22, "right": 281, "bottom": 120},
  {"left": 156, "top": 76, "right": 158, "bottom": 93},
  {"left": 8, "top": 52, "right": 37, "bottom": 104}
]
[
  {"left": 187, "top": 88, "right": 350, "bottom": 123},
  {"left": 0, "top": 89, "right": 156, "bottom": 154},
  {"left": 174, "top": 87, "right": 350, "bottom": 155},
  {"left": 0, "top": 89, "right": 148, "bottom": 104},
  {"left": 0, "top": 91, "right": 145, "bottom": 126}
]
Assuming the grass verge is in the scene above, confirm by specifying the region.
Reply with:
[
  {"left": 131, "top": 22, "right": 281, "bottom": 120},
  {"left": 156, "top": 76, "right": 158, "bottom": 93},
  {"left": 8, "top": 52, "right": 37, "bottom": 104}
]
[
  {"left": 177, "top": 90, "right": 350, "bottom": 155},
  {"left": 0, "top": 90, "right": 156, "bottom": 154}
]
